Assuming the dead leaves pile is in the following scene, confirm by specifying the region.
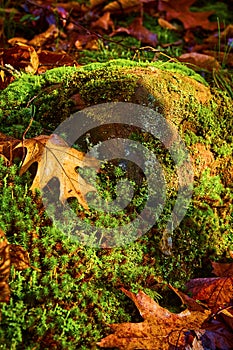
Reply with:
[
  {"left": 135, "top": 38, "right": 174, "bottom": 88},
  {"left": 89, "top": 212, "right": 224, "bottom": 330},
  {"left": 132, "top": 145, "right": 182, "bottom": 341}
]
[{"left": 98, "top": 262, "right": 233, "bottom": 349}]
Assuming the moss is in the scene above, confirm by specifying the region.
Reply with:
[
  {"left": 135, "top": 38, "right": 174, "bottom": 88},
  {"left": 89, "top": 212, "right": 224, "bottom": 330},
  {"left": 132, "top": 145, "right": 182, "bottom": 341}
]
[
  {"left": 0, "top": 160, "right": 161, "bottom": 349},
  {"left": 0, "top": 58, "right": 232, "bottom": 347}
]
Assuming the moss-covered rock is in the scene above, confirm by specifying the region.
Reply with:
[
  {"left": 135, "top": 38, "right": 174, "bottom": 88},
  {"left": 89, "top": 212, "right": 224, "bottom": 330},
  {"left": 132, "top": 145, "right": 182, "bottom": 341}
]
[{"left": 0, "top": 59, "right": 232, "bottom": 349}]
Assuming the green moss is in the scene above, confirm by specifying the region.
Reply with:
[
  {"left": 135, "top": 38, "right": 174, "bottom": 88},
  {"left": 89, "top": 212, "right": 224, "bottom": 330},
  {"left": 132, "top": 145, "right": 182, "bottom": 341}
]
[
  {"left": 0, "top": 159, "right": 161, "bottom": 349},
  {"left": 0, "top": 59, "right": 232, "bottom": 347}
]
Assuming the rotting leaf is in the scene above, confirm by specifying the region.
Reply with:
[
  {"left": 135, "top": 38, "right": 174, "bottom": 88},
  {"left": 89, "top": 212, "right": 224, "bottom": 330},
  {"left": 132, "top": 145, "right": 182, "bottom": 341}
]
[
  {"left": 17, "top": 134, "right": 99, "bottom": 210},
  {"left": 97, "top": 287, "right": 210, "bottom": 349},
  {"left": 103, "top": 0, "right": 141, "bottom": 13}
]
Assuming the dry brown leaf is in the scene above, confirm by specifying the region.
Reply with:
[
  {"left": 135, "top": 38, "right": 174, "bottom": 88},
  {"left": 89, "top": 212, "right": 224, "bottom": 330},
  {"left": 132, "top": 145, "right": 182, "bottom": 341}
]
[
  {"left": 0, "top": 132, "right": 21, "bottom": 164},
  {"left": 91, "top": 12, "right": 114, "bottom": 31},
  {"left": 211, "top": 261, "right": 233, "bottom": 277},
  {"left": 37, "top": 50, "right": 79, "bottom": 73},
  {"left": 97, "top": 287, "right": 210, "bottom": 349},
  {"left": 186, "top": 277, "right": 233, "bottom": 313},
  {"left": 90, "top": 0, "right": 107, "bottom": 7},
  {"left": 17, "top": 134, "right": 99, "bottom": 210},
  {"left": 10, "top": 245, "right": 30, "bottom": 270},
  {"left": 103, "top": 0, "right": 141, "bottom": 13},
  {"left": 158, "top": 0, "right": 217, "bottom": 30},
  {"left": 2, "top": 43, "right": 39, "bottom": 74},
  {"left": 178, "top": 52, "right": 220, "bottom": 71},
  {"left": 111, "top": 17, "right": 157, "bottom": 46},
  {"left": 28, "top": 24, "right": 59, "bottom": 47},
  {"left": 0, "top": 229, "right": 11, "bottom": 302},
  {"left": 158, "top": 17, "right": 177, "bottom": 30}
]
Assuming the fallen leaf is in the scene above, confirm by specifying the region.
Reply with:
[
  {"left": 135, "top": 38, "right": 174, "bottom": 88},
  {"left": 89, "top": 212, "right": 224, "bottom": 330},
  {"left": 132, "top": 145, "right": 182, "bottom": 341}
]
[
  {"left": 10, "top": 245, "right": 30, "bottom": 270},
  {"left": 111, "top": 17, "right": 157, "bottom": 46},
  {"left": 0, "top": 229, "right": 11, "bottom": 303},
  {"left": 28, "top": 24, "right": 59, "bottom": 47},
  {"left": 186, "top": 276, "right": 233, "bottom": 313},
  {"left": 0, "top": 132, "right": 21, "bottom": 164},
  {"left": 203, "top": 50, "right": 233, "bottom": 68},
  {"left": 90, "top": 0, "right": 107, "bottom": 7},
  {"left": 91, "top": 12, "right": 114, "bottom": 31},
  {"left": 217, "top": 307, "right": 233, "bottom": 331},
  {"left": 158, "top": 0, "right": 217, "bottom": 30},
  {"left": 211, "top": 261, "right": 233, "bottom": 277},
  {"left": 37, "top": 50, "right": 79, "bottom": 73},
  {"left": 17, "top": 134, "right": 99, "bottom": 210},
  {"left": 103, "top": 0, "right": 141, "bottom": 13},
  {"left": 178, "top": 52, "right": 220, "bottom": 71},
  {"left": 192, "top": 325, "right": 233, "bottom": 350},
  {"left": 2, "top": 43, "right": 39, "bottom": 74},
  {"left": 158, "top": 17, "right": 177, "bottom": 30},
  {"left": 97, "top": 287, "right": 210, "bottom": 349}
]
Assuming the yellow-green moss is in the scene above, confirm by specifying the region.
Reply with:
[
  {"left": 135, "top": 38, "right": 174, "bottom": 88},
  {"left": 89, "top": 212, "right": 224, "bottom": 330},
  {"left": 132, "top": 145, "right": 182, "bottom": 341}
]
[{"left": 0, "top": 58, "right": 232, "bottom": 272}]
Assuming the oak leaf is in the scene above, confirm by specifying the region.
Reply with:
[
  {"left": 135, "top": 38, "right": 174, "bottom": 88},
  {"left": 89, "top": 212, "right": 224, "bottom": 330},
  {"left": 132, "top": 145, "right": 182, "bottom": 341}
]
[
  {"left": 186, "top": 276, "right": 233, "bottom": 313},
  {"left": 97, "top": 287, "right": 210, "bottom": 349},
  {"left": 17, "top": 134, "right": 99, "bottom": 210},
  {"left": 158, "top": 0, "right": 217, "bottom": 30}
]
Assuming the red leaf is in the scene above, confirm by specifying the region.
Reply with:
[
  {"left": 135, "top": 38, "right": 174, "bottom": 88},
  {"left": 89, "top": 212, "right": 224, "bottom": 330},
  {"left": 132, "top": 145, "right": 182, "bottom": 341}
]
[
  {"left": 186, "top": 277, "right": 233, "bottom": 312},
  {"left": 158, "top": 0, "right": 217, "bottom": 30},
  {"left": 111, "top": 17, "right": 157, "bottom": 47}
]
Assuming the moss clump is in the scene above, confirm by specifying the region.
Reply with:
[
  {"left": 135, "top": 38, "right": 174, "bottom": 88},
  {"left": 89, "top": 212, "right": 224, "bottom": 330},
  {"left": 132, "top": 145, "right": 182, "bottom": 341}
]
[
  {"left": 0, "top": 159, "right": 161, "bottom": 349},
  {"left": 0, "top": 59, "right": 232, "bottom": 348}
]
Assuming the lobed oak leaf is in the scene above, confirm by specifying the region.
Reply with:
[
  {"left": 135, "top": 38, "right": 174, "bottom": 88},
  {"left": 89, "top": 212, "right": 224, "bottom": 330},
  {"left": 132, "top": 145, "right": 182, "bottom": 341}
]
[
  {"left": 158, "top": 0, "right": 217, "bottom": 30},
  {"left": 186, "top": 276, "right": 233, "bottom": 313},
  {"left": 97, "top": 287, "right": 210, "bottom": 349},
  {"left": 17, "top": 134, "right": 99, "bottom": 210}
]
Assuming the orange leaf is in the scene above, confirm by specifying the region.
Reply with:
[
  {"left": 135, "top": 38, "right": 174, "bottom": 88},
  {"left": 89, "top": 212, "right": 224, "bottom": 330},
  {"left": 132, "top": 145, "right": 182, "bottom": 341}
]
[
  {"left": 91, "top": 12, "right": 114, "bottom": 31},
  {"left": 0, "top": 229, "right": 11, "bottom": 303},
  {"left": 2, "top": 43, "right": 39, "bottom": 74},
  {"left": 186, "top": 277, "right": 233, "bottom": 312},
  {"left": 178, "top": 52, "right": 220, "bottom": 71},
  {"left": 158, "top": 0, "right": 217, "bottom": 30},
  {"left": 17, "top": 134, "right": 99, "bottom": 210},
  {"left": 28, "top": 24, "right": 59, "bottom": 48},
  {"left": 10, "top": 245, "right": 30, "bottom": 271},
  {"left": 97, "top": 287, "right": 210, "bottom": 349},
  {"left": 111, "top": 17, "right": 157, "bottom": 46}
]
